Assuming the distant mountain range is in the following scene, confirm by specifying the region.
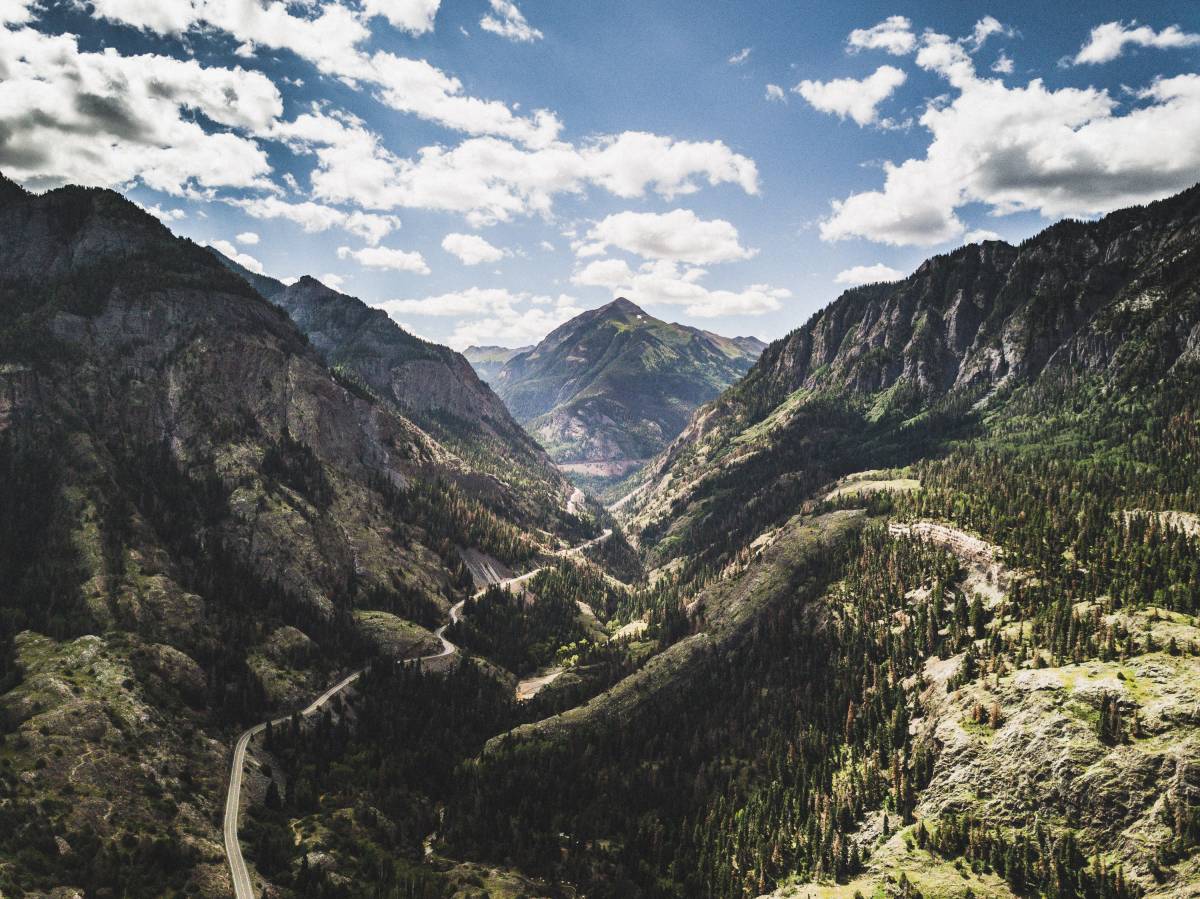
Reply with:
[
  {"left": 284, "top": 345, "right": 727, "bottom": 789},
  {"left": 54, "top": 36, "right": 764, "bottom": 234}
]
[
  {"left": 471, "top": 297, "right": 764, "bottom": 485},
  {"left": 463, "top": 344, "right": 532, "bottom": 383}
]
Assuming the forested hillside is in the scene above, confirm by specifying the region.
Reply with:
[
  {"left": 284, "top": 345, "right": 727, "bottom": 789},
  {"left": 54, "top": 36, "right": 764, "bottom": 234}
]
[
  {"left": 427, "top": 185, "right": 1200, "bottom": 897},
  {"left": 3, "top": 176, "right": 1200, "bottom": 899},
  {"left": 621, "top": 184, "right": 1200, "bottom": 574},
  {"left": 0, "top": 177, "right": 597, "bottom": 896}
]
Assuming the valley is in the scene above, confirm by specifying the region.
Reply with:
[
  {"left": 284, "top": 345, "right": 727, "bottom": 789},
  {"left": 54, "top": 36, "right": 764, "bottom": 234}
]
[{"left": 1, "top": 142, "right": 1199, "bottom": 899}]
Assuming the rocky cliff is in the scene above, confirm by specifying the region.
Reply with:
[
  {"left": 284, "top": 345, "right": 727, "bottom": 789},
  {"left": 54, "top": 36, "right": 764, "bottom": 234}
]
[
  {"left": 623, "top": 184, "right": 1200, "bottom": 564},
  {"left": 211, "top": 253, "right": 583, "bottom": 531},
  {"left": 0, "top": 177, "right": 570, "bottom": 896}
]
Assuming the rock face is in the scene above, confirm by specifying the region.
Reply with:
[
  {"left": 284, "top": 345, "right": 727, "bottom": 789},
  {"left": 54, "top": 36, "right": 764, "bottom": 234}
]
[
  {"left": 489, "top": 297, "right": 764, "bottom": 481},
  {"left": 739, "top": 187, "right": 1200, "bottom": 414},
  {"left": 211, "top": 252, "right": 579, "bottom": 528},
  {"left": 0, "top": 177, "right": 578, "bottom": 895},
  {"left": 625, "top": 185, "right": 1200, "bottom": 562}
]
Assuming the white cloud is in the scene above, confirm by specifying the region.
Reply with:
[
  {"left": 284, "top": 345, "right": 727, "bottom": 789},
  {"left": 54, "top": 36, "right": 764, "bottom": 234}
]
[
  {"left": 12, "top": 1, "right": 758, "bottom": 238},
  {"left": 795, "top": 65, "right": 907, "bottom": 126},
  {"left": 211, "top": 239, "right": 265, "bottom": 274},
  {"left": 0, "top": 0, "right": 34, "bottom": 25},
  {"left": 834, "top": 263, "right": 905, "bottom": 286},
  {"left": 236, "top": 231, "right": 260, "bottom": 245},
  {"left": 991, "top": 52, "right": 1014, "bottom": 74},
  {"left": 820, "top": 30, "right": 1200, "bottom": 246},
  {"left": 576, "top": 209, "right": 756, "bottom": 265},
  {"left": 847, "top": 16, "right": 916, "bottom": 56},
  {"left": 1074, "top": 21, "right": 1200, "bottom": 65},
  {"left": 286, "top": 113, "right": 759, "bottom": 225},
  {"left": 728, "top": 47, "right": 751, "bottom": 65},
  {"left": 572, "top": 258, "right": 789, "bottom": 318},
  {"left": 765, "top": 83, "right": 786, "bottom": 102},
  {"left": 379, "top": 288, "right": 581, "bottom": 349},
  {"left": 367, "top": 53, "right": 560, "bottom": 145},
  {"left": 136, "top": 201, "right": 186, "bottom": 222},
  {"left": 231, "top": 196, "right": 401, "bottom": 244},
  {"left": 969, "top": 16, "right": 1012, "bottom": 51},
  {"left": 0, "top": 24, "right": 278, "bottom": 194},
  {"left": 442, "top": 232, "right": 507, "bottom": 265},
  {"left": 337, "top": 244, "right": 430, "bottom": 274},
  {"left": 539, "top": 240, "right": 555, "bottom": 251},
  {"left": 362, "top": 0, "right": 441, "bottom": 34},
  {"left": 479, "top": 0, "right": 542, "bottom": 42},
  {"left": 964, "top": 228, "right": 1002, "bottom": 243},
  {"left": 320, "top": 272, "right": 346, "bottom": 290},
  {"left": 88, "top": 0, "right": 558, "bottom": 147}
]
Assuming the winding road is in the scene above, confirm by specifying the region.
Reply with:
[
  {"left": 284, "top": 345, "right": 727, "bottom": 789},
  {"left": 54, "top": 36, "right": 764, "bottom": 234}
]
[{"left": 222, "top": 528, "right": 612, "bottom": 898}]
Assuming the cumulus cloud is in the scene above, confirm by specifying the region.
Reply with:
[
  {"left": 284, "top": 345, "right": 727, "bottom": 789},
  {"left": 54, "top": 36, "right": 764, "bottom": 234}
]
[
  {"left": 379, "top": 288, "right": 581, "bottom": 348},
  {"left": 362, "top": 0, "right": 441, "bottom": 34},
  {"left": 765, "top": 83, "right": 786, "bottom": 102},
  {"left": 820, "top": 26, "right": 1200, "bottom": 246},
  {"left": 211, "top": 239, "right": 265, "bottom": 274},
  {"left": 847, "top": 16, "right": 916, "bottom": 56},
  {"left": 337, "top": 244, "right": 430, "bottom": 274},
  {"left": 969, "top": 15, "right": 1012, "bottom": 50},
  {"left": 575, "top": 209, "right": 756, "bottom": 265},
  {"left": 88, "top": 0, "right": 559, "bottom": 146},
  {"left": 1074, "top": 20, "right": 1200, "bottom": 65},
  {"left": 0, "top": 24, "right": 278, "bottom": 194},
  {"left": 964, "top": 228, "right": 1002, "bottom": 243},
  {"left": 442, "top": 232, "right": 507, "bottom": 265},
  {"left": 834, "top": 263, "right": 905, "bottom": 286},
  {"left": 479, "top": 0, "right": 542, "bottom": 42},
  {"left": 991, "top": 52, "right": 1014, "bottom": 74},
  {"left": 9, "top": 0, "right": 761, "bottom": 240},
  {"left": 136, "top": 201, "right": 186, "bottom": 222},
  {"left": 284, "top": 112, "right": 759, "bottom": 226},
  {"left": 236, "top": 231, "right": 260, "bottom": 245},
  {"left": 728, "top": 47, "right": 751, "bottom": 65},
  {"left": 230, "top": 196, "right": 401, "bottom": 244},
  {"left": 572, "top": 258, "right": 789, "bottom": 318},
  {"left": 794, "top": 65, "right": 907, "bottom": 126}
]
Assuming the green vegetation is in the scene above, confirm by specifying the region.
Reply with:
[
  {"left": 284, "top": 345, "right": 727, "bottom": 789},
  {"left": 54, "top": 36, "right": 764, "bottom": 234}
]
[{"left": 491, "top": 297, "right": 764, "bottom": 485}]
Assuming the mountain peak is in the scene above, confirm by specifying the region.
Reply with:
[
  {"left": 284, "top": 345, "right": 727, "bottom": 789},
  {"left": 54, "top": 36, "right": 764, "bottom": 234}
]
[
  {"left": 489, "top": 298, "right": 766, "bottom": 482},
  {"left": 602, "top": 296, "right": 646, "bottom": 318}
]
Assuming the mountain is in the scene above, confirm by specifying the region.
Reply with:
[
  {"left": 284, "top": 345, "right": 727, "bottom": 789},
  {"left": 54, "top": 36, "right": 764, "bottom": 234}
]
[
  {"left": 7, "top": 171, "right": 1200, "bottom": 899},
  {"left": 489, "top": 297, "right": 765, "bottom": 485},
  {"left": 446, "top": 186, "right": 1200, "bottom": 898},
  {"left": 210, "top": 252, "right": 586, "bottom": 533},
  {"left": 621, "top": 184, "right": 1200, "bottom": 568},
  {"left": 0, "top": 177, "right": 599, "bottom": 896},
  {"left": 463, "top": 344, "right": 532, "bottom": 382}
]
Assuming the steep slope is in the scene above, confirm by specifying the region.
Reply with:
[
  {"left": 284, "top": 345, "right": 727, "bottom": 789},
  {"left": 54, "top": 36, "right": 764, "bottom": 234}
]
[
  {"left": 0, "top": 177, "right": 574, "bottom": 896},
  {"left": 492, "top": 297, "right": 764, "bottom": 484},
  {"left": 433, "top": 186, "right": 1200, "bottom": 899},
  {"left": 210, "top": 251, "right": 585, "bottom": 532},
  {"left": 623, "top": 184, "right": 1200, "bottom": 568},
  {"left": 463, "top": 344, "right": 531, "bottom": 383}
]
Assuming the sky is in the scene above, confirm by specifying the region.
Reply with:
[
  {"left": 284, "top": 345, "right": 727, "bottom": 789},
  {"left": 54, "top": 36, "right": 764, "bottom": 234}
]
[{"left": 4, "top": 0, "right": 1200, "bottom": 349}]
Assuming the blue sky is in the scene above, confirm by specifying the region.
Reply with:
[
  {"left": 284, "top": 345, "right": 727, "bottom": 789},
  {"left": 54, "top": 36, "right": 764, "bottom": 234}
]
[{"left": 5, "top": 0, "right": 1200, "bottom": 348}]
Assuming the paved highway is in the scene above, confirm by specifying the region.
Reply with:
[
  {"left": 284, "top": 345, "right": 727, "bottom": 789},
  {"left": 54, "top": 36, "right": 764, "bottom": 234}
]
[{"left": 223, "top": 529, "right": 611, "bottom": 897}]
